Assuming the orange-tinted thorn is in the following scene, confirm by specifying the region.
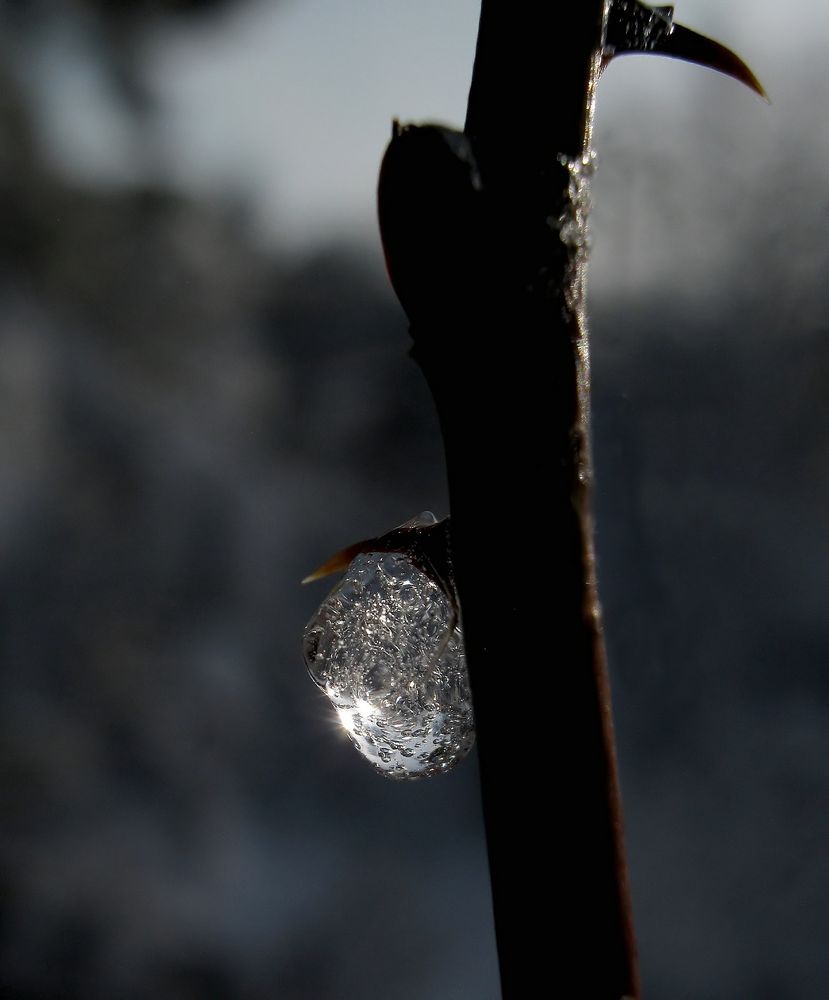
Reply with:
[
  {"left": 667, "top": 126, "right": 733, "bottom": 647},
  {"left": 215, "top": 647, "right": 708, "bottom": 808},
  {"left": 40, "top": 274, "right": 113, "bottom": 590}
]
[{"left": 656, "top": 23, "right": 768, "bottom": 101}]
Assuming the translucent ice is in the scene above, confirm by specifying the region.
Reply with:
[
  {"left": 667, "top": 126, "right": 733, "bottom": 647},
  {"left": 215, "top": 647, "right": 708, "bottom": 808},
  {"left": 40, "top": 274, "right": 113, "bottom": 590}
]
[
  {"left": 558, "top": 149, "right": 596, "bottom": 322},
  {"left": 303, "top": 551, "right": 474, "bottom": 779},
  {"left": 605, "top": 0, "right": 674, "bottom": 58}
]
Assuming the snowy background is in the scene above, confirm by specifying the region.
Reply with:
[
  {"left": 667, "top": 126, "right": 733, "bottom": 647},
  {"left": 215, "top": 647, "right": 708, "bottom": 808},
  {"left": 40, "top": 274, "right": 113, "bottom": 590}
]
[{"left": 0, "top": 1, "right": 827, "bottom": 997}]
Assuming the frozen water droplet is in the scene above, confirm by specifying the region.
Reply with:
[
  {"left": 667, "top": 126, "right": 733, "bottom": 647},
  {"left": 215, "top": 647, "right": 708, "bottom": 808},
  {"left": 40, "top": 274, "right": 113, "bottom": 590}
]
[
  {"left": 557, "top": 149, "right": 596, "bottom": 323},
  {"left": 303, "top": 551, "right": 475, "bottom": 779},
  {"left": 605, "top": 1, "right": 674, "bottom": 58}
]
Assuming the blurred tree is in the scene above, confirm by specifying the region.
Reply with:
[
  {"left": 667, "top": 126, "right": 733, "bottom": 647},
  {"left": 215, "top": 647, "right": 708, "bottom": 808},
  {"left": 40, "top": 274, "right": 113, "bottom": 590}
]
[{"left": 2, "top": 0, "right": 259, "bottom": 115}]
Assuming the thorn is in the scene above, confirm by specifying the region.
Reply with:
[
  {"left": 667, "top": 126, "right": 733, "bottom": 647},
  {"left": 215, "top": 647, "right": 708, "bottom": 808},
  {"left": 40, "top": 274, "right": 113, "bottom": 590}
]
[
  {"left": 656, "top": 23, "right": 769, "bottom": 101},
  {"left": 301, "top": 542, "right": 374, "bottom": 585},
  {"left": 603, "top": 0, "right": 768, "bottom": 101},
  {"left": 301, "top": 514, "right": 442, "bottom": 585}
]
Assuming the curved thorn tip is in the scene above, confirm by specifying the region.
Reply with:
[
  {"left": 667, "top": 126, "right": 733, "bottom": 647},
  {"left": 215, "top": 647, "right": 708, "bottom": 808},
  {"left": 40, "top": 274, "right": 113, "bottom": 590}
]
[
  {"left": 302, "top": 542, "right": 373, "bottom": 585},
  {"left": 603, "top": 1, "right": 768, "bottom": 101},
  {"left": 659, "top": 24, "right": 768, "bottom": 101}
]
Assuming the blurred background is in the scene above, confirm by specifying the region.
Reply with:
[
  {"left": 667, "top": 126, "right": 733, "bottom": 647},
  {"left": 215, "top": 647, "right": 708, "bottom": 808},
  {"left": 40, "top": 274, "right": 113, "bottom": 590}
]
[{"left": 0, "top": 1, "right": 826, "bottom": 997}]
